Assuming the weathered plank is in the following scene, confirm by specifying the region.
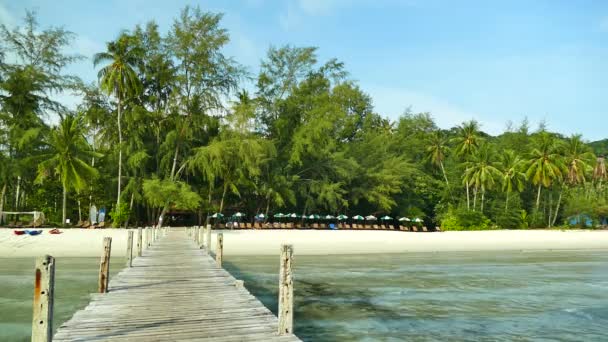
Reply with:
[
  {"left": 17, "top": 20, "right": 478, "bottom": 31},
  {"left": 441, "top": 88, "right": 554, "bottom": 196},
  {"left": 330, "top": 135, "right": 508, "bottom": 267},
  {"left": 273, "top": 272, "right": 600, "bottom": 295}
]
[{"left": 53, "top": 228, "right": 300, "bottom": 341}]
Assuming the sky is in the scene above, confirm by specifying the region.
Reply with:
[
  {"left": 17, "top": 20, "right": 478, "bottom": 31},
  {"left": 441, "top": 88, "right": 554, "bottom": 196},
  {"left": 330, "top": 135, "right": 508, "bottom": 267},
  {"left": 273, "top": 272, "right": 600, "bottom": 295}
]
[{"left": 1, "top": 0, "right": 607, "bottom": 140}]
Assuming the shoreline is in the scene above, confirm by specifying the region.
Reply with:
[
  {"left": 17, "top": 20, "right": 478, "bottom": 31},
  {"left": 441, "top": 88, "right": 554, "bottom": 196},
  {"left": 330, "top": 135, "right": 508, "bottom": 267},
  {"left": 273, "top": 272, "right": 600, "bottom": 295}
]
[{"left": 2, "top": 228, "right": 608, "bottom": 257}]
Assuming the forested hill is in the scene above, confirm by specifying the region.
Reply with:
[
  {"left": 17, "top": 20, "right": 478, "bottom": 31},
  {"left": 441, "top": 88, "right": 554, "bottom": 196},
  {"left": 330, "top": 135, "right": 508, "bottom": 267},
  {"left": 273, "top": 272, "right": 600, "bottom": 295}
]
[
  {"left": 1, "top": 7, "right": 607, "bottom": 231},
  {"left": 589, "top": 139, "right": 608, "bottom": 156}
]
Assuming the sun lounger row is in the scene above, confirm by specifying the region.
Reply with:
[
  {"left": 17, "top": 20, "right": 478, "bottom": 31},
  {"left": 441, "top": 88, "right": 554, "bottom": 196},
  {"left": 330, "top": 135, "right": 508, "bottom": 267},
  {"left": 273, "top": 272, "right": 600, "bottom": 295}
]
[{"left": 216, "top": 222, "right": 441, "bottom": 231}]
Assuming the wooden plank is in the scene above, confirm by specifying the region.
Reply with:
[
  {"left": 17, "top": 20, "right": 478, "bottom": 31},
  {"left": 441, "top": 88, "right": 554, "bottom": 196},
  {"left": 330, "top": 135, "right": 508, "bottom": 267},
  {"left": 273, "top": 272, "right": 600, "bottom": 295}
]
[
  {"left": 32, "top": 255, "right": 55, "bottom": 342},
  {"left": 53, "top": 229, "right": 300, "bottom": 341}
]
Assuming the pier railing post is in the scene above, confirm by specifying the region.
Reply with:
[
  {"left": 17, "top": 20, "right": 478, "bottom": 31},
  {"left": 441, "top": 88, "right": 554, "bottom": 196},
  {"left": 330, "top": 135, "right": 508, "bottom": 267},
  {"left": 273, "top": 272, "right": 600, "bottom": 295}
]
[
  {"left": 198, "top": 226, "right": 204, "bottom": 248},
  {"left": 32, "top": 255, "right": 55, "bottom": 342},
  {"left": 137, "top": 227, "right": 143, "bottom": 257},
  {"left": 126, "top": 230, "right": 134, "bottom": 267},
  {"left": 278, "top": 244, "right": 294, "bottom": 335},
  {"left": 98, "top": 237, "right": 112, "bottom": 293},
  {"left": 146, "top": 227, "right": 151, "bottom": 248},
  {"left": 216, "top": 233, "right": 223, "bottom": 267}
]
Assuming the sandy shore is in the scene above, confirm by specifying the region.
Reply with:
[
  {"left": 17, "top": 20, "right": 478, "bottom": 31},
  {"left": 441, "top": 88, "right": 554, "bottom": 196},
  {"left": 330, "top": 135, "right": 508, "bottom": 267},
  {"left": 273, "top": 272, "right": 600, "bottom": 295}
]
[{"left": 1, "top": 228, "right": 608, "bottom": 258}]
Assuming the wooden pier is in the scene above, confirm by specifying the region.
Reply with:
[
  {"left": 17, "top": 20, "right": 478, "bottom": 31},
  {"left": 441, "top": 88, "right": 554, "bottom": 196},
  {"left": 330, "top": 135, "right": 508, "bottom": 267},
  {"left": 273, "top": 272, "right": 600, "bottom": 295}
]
[{"left": 52, "top": 228, "right": 300, "bottom": 341}]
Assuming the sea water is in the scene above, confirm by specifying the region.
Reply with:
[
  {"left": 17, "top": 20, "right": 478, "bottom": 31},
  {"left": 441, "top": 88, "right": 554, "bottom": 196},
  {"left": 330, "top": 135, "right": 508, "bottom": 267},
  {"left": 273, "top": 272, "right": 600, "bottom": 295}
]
[
  {"left": 0, "top": 257, "right": 123, "bottom": 342},
  {"left": 1, "top": 252, "right": 607, "bottom": 341},
  {"left": 223, "top": 251, "right": 608, "bottom": 341}
]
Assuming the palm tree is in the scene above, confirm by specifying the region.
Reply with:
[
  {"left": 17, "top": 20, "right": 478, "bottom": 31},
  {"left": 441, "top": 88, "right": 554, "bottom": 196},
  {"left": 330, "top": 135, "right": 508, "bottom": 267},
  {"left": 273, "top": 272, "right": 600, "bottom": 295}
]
[
  {"left": 426, "top": 131, "right": 450, "bottom": 188},
  {"left": 462, "top": 144, "right": 501, "bottom": 212},
  {"left": 452, "top": 120, "right": 482, "bottom": 209},
  {"left": 93, "top": 35, "right": 141, "bottom": 210},
  {"left": 500, "top": 150, "right": 526, "bottom": 211},
  {"left": 593, "top": 155, "right": 607, "bottom": 187},
  {"left": 35, "top": 115, "right": 100, "bottom": 226},
  {"left": 525, "top": 132, "right": 564, "bottom": 212},
  {"left": 552, "top": 135, "right": 594, "bottom": 226}
]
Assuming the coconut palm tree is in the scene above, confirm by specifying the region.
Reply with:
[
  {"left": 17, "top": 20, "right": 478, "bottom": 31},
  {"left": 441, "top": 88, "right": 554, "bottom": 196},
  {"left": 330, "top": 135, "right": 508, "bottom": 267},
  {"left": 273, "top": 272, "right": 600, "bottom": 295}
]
[
  {"left": 462, "top": 144, "right": 501, "bottom": 212},
  {"left": 35, "top": 115, "right": 101, "bottom": 226},
  {"left": 593, "top": 155, "right": 607, "bottom": 188},
  {"left": 499, "top": 150, "right": 526, "bottom": 211},
  {"left": 426, "top": 131, "right": 450, "bottom": 188},
  {"left": 93, "top": 35, "right": 142, "bottom": 209},
  {"left": 525, "top": 132, "right": 564, "bottom": 212},
  {"left": 452, "top": 120, "right": 483, "bottom": 209}
]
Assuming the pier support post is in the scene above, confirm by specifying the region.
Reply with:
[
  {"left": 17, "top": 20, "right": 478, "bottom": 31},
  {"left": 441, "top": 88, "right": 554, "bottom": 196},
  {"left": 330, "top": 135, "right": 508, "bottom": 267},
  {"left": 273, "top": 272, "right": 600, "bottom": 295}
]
[
  {"left": 126, "top": 230, "right": 134, "bottom": 267},
  {"left": 146, "top": 227, "right": 151, "bottom": 248},
  {"left": 278, "top": 244, "right": 294, "bottom": 335},
  {"left": 198, "top": 226, "right": 204, "bottom": 248},
  {"left": 206, "top": 225, "right": 211, "bottom": 251},
  {"left": 216, "top": 233, "right": 223, "bottom": 267},
  {"left": 98, "top": 237, "right": 112, "bottom": 293},
  {"left": 32, "top": 255, "right": 55, "bottom": 342},
  {"left": 137, "top": 227, "right": 143, "bottom": 257}
]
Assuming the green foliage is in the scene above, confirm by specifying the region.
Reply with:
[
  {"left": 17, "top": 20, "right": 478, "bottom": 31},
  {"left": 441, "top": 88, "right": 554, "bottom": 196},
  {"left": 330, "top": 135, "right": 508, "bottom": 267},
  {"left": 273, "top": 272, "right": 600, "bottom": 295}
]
[
  {"left": 440, "top": 206, "right": 492, "bottom": 231},
  {"left": 109, "top": 202, "right": 130, "bottom": 227},
  {"left": 143, "top": 178, "right": 201, "bottom": 210}
]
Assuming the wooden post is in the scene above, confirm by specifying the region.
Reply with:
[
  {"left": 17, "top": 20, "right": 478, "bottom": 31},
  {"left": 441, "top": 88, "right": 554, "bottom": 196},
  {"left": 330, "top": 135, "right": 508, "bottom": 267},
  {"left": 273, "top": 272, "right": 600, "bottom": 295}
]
[
  {"left": 235, "top": 280, "right": 244, "bottom": 288},
  {"left": 278, "top": 244, "right": 294, "bottom": 335},
  {"left": 216, "top": 233, "right": 223, "bottom": 267},
  {"left": 146, "top": 227, "right": 151, "bottom": 248},
  {"left": 198, "top": 226, "right": 204, "bottom": 249},
  {"left": 32, "top": 255, "right": 55, "bottom": 342},
  {"left": 206, "top": 225, "right": 211, "bottom": 251},
  {"left": 98, "top": 237, "right": 112, "bottom": 293},
  {"left": 126, "top": 230, "right": 134, "bottom": 267},
  {"left": 194, "top": 226, "right": 199, "bottom": 244},
  {"left": 137, "top": 227, "right": 143, "bottom": 257}
]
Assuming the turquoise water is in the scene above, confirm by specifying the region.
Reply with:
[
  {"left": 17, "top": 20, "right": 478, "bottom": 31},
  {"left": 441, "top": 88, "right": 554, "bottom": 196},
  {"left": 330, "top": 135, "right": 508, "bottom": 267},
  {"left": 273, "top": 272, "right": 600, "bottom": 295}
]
[
  {"left": 223, "top": 251, "right": 608, "bottom": 341},
  {"left": 1, "top": 252, "right": 607, "bottom": 341},
  {"left": 0, "top": 257, "right": 123, "bottom": 342}
]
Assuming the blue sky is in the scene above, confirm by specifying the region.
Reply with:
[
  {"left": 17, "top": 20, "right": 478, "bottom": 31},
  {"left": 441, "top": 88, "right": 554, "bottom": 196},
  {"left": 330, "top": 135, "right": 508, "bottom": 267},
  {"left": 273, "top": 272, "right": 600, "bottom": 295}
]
[{"left": 2, "top": 0, "right": 607, "bottom": 140}]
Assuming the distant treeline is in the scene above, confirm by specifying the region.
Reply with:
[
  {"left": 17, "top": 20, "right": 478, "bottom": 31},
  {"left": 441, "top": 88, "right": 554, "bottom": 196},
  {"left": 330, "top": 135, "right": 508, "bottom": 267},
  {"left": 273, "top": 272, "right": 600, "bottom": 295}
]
[{"left": 0, "top": 7, "right": 606, "bottom": 229}]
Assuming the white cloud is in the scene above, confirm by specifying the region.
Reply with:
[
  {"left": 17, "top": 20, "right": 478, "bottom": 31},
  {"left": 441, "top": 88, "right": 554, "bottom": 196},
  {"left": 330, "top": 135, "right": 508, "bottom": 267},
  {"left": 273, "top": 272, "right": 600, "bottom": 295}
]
[
  {"left": 0, "top": 2, "right": 16, "bottom": 28},
  {"left": 366, "top": 85, "right": 504, "bottom": 135}
]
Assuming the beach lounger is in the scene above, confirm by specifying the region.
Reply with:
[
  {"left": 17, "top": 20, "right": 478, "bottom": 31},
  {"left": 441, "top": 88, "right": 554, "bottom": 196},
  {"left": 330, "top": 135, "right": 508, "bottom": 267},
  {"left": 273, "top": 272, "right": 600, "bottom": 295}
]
[
  {"left": 422, "top": 226, "right": 428, "bottom": 232},
  {"left": 320, "top": 223, "right": 327, "bottom": 229},
  {"left": 286, "top": 222, "right": 293, "bottom": 229},
  {"left": 412, "top": 226, "right": 418, "bottom": 232},
  {"left": 312, "top": 223, "right": 319, "bottom": 229},
  {"left": 388, "top": 224, "right": 395, "bottom": 230},
  {"left": 372, "top": 224, "right": 379, "bottom": 229},
  {"left": 435, "top": 226, "right": 442, "bottom": 232},
  {"left": 245, "top": 222, "right": 252, "bottom": 229},
  {"left": 253, "top": 222, "right": 261, "bottom": 229},
  {"left": 280, "top": 223, "right": 286, "bottom": 229},
  {"left": 295, "top": 222, "right": 303, "bottom": 229}
]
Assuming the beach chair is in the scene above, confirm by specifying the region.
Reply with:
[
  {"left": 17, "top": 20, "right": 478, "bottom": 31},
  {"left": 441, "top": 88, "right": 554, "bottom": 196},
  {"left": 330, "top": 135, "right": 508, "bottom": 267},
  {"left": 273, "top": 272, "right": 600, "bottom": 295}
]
[
  {"left": 81, "top": 221, "right": 91, "bottom": 228},
  {"left": 280, "top": 223, "right": 287, "bottom": 229},
  {"left": 295, "top": 222, "right": 303, "bottom": 229},
  {"left": 435, "top": 226, "right": 442, "bottom": 232},
  {"left": 320, "top": 223, "right": 327, "bottom": 229},
  {"left": 412, "top": 226, "right": 418, "bottom": 232},
  {"left": 372, "top": 224, "right": 379, "bottom": 229},
  {"left": 388, "top": 224, "right": 395, "bottom": 230},
  {"left": 312, "top": 223, "right": 319, "bottom": 229},
  {"left": 253, "top": 222, "right": 261, "bottom": 229},
  {"left": 245, "top": 222, "right": 252, "bottom": 229},
  {"left": 286, "top": 222, "right": 294, "bottom": 229},
  {"left": 422, "top": 226, "right": 428, "bottom": 232}
]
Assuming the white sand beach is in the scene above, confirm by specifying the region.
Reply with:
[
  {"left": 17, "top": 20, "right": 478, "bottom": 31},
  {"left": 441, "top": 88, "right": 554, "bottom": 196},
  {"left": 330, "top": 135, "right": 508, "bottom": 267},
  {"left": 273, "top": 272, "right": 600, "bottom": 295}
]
[{"left": 1, "top": 228, "right": 608, "bottom": 258}]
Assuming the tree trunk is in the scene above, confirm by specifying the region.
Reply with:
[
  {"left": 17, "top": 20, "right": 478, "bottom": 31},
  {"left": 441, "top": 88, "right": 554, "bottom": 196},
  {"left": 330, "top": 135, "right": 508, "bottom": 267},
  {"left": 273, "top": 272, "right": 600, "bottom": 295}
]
[
  {"left": 551, "top": 190, "right": 563, "bottom": 227},
  {"left": 219, "top": 183, "right": 228, "bottom": 213},
  {"left": 466, "top": 180, "right": 470, "bottom": 210},
  {"left": 124, "top": 192, "right": 135, "bottom": 229},
  {"left": 505, "top": 191, "right": 509, "bottom": 212},
  {"left": 62, "top": 185, "right": 67, "bottom": 227},
  {"left": 548, "top": 192, "right": 553, "bottom": 227},
  {"left": 117, "top": 95, "right": 123, "bottom": 208},
  {"left": 0, "top": 183, "right": 6, "bottom": 225},
  {"left": 440, "top": 161, "right": 449, "bottom": 187},
  {"left": 473, "top": 188, "right": 478, "bottom": 211},
  {"left": 15, "top": 176, "right": 21, "bottom": 210},
  {"left": 265, "top": 197, "right": 271, "bottom": 218},
  {"left": 535, "top": 185, "right": 542, "bottom": 212},
  {"left": 77, "top": 199, "right": 82, "bottom": 222},
  {"left": 170, "top": 145, "right": 179, "bottom": 181},
  {"left": 481, "top": 189, "right": 485, "bottom": 213}
]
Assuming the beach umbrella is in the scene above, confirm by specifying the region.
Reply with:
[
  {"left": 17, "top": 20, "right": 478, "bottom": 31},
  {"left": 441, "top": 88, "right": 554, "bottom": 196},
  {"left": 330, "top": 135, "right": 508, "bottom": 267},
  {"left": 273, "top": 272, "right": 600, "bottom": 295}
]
[
  {"left": 365, "top": 215, "right": 377, "bottom": 221},
  {"left": 413, "top": 218, "right": 423, "bottom": 223},
  {"left": 352, "top": 215, "right": 364, "bottom": 220},
  {"left": 234, "top": 212, "right": 245, "bottom": 217},
  {"left": 308, "top": 214, "right": 320, "bottom": 220},
  {"left": 380, "top": 215, "right": 393, "bottom": 220},
  {"left": 324, "top": 214, "right": 335, "bottom": 220},
  {"left": 286, "top": 213, "right": 299, "bottom": 218},
  {"left": 274, "top": 213, "right": 284, "bottom": 218},
  {"left": 209, "top": 213, "right": 224, "bottom": 219},
  {"left": 398, "top": 217, "right": 411, "bottom": 222},
  {"left": 255, "top": 213, "right": 265, "bottom": 219},
  {"left": 337, "top": 214, "right": 349, "bottom": 220}
]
